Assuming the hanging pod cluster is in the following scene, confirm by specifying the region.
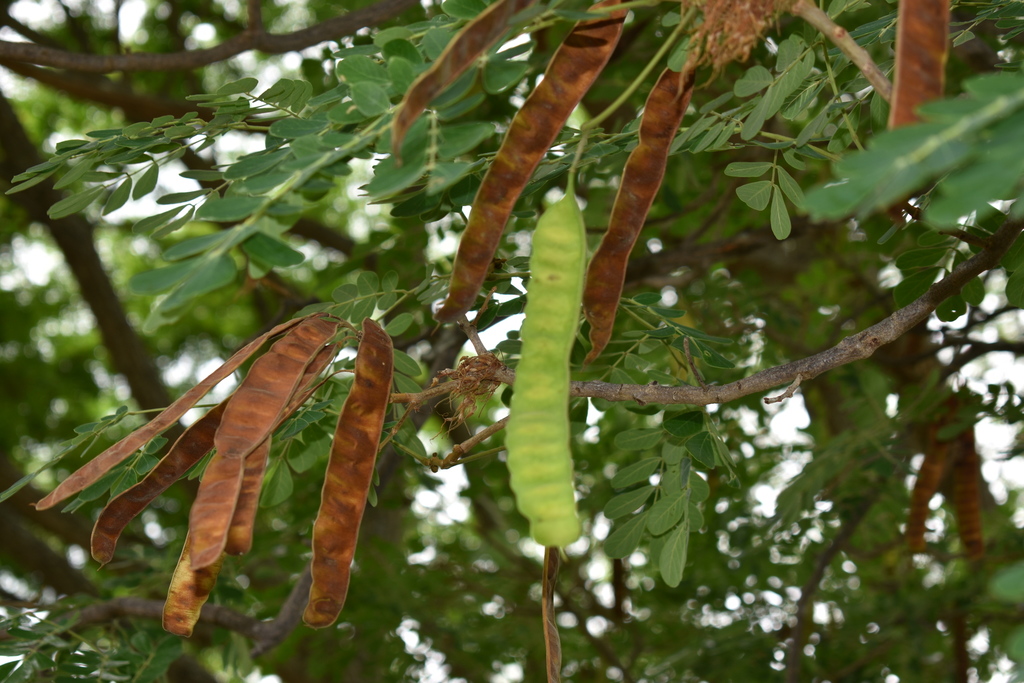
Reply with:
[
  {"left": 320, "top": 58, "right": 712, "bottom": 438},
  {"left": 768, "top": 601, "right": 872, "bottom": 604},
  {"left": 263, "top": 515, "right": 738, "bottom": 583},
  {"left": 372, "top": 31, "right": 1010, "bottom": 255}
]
[{"left": 36, "top": 314, "right": 394, "bottom": 635}]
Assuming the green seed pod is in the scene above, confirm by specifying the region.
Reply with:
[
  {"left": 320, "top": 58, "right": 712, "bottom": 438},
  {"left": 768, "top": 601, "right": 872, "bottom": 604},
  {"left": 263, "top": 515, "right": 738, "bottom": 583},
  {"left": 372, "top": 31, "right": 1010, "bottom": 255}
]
[{"left": 504, "top": 191, "right": 585, "bottom": 547}]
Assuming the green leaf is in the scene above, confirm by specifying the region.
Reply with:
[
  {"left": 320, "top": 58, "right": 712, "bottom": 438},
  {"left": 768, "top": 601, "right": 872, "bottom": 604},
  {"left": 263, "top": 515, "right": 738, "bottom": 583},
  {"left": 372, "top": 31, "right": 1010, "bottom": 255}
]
[
  {"left": 48, "top": 185, "right": 104, "bottom": 219},
  {"left": 1002, "top": 233, "right": 1024, "bottom": 272},
  {"left": 442, "top": 0, "right": 488, "bottom": 19},
  {"left": 961, "top": 276, "right": 985, "bottom": 306},
  {"left": 364, "top": 155, "right": 426, "bottom": 199},
  {"left": 1006, "top": 267, "right": 1024, "bottom": 307},
  {"left": 770, "top": 186, "right": 792, "bottom": 239},
  {"left": 736, "top": 181, "right": 773, "bottom": 211},
  {"left": 990, "top": 562, "right": 1024, "bottom": 602},
  {"left": 734, "top": 65, "right": 773, "bottom": 97},
  {"left": 895, "top": 247, "right": 946, "bottom": 269},
  {"left": 260, "top": 461, "right": 294, "bottom": 508},
  {"left": 893, "top": 267, "right": 942, "bottom": 307},
  {"left": 724, "top": 162, "right": 772, "bottom": 178},
  {"left": 133, "top": 207, "right": 188, "bottom": 235},
  {"left": 269, "top": 118, "right": 328, "bottom": 139},
  {"left": 196, "top": 196, "right": 264, "bottom": 222},
  {"left": 611, "top": 457, "right": 661, "bottom": 489},
  {"left": 163, "top": 232, "right": 228, "bottom": 261},
  {"left": 603, "top": 485, "right": 655, "bottom": 518},
  {"left": 647, "top": 491, "right": 687, "bottom": 535},
  {"left": 385, "top": 312, "right": 414, "bottom": 336},
  {"left": 350, "top": 81, "right": 392, "bottom": 117},
  {"left": 100, "top": 178, "right": 131, "bottom": 216},
  {"left": 604, "top": 512, "right": 648, "bottom": 559},
  {"left": 393, "top": 350, "right": 422, "bottom": 377},
  {"left": 613, "top": 428, "right": 663, "bottom": 451},
  {"left": 159, "top": 253, "right": 238, "bottom": 312},
  {"left": 217, "top": 77, "right": 259, "bottom": 95},
  {"left": 129, "top": 258, "right": 197, "bottom": 295},
  {"left": 483, "top": 58, "right": 529, "bottom": 95},
  {"left": 686, "top": 432, "right": 716, "bottom": 468},
  {"left": 156, "top": 189, "right": 208, "bottom": 205},
  {"left": 935, "top": 294, "right": 967, "bottom": 322},
  {"left": 663, "top": 412, "right": 704, "bottom": 439},
  {"left": 242, "top": 232, "right": 305, "bottom": 267},
  {"left": 688, "top": 472, "right": 710, "bottom": 501},
  {"left": 53, "top": 157, "right": 95, "bottom": 189},
  {"left": 133, "top": 163, "right": 159, "bottom": 199},
  {"left": 775, "top": 166, "right": 805, "bottom": 208},
  {"left": 659, "top": 520, "right": 689, "bottom": 587}
]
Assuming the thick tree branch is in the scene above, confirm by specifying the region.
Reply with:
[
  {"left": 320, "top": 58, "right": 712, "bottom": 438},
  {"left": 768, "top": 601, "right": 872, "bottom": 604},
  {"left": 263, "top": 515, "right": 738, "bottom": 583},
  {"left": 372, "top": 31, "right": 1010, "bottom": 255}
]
[
  {"left": 398, "top": 217, "right": 1022, "bottom": 409},
  {"left": 0, "top": 0, "right": 419, "bottom": 73},
  {"left": 790, "top": 0, "right": 893, "bottom": 102}
]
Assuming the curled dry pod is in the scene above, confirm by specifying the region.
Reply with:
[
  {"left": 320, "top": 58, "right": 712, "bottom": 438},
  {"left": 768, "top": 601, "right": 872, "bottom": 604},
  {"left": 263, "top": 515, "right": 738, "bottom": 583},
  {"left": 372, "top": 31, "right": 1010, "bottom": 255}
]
[
  {"left": 951, "top": 428, "right": 984, "bottom": 561},
  {"left": 504, "top": 191, "right": 585, "bottom": 547},
  {"left": 304, "top": 318, "right": 393, "bottom": 628},
  {"left": 225, "top": 342, "right": 341, "bottom": 556},
  {"left": 36, "top": 315, "right": 314, "bottom": 510},
  {"left": 435, "top": 0, "right": 626, "bottom": 323},
  {"left": 392, "top": 0, "right": 537, "bottom": 159},
  {"left": 542, "top": 548, "right": 562, "bottom": 683},
  {"left": 91, "top": 401, "right": 228, "bottom": 565},
  {"left": 163, "top": 533, "right": 225, "bottom": 637},
  {"left": 584, "top": 67, "right": 696, "bottom": 364},
  {"left": 889, "top": 0, "right": 950, "bottom": 128},
  {"left": 190, "top": 315, "right": 341, "bottom": 569},
  {"left": 905, "top": 422, "right": 949, "bottom": 553},
  {"left": 92, "top": 340, "right": 340, "bottom": 565}
]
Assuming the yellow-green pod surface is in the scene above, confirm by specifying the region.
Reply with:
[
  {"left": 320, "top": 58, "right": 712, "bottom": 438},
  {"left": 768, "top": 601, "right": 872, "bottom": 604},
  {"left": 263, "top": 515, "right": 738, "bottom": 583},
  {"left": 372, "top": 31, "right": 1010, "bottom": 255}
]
[{"left": 504, "top": 192, "right": 585, "bottom": 547}]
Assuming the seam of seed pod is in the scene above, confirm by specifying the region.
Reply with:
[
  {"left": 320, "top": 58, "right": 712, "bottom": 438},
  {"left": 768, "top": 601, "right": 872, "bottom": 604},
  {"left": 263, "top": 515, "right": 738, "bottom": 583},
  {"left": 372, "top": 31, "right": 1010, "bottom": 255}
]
[
  {"left": 583, "top": 66, "right": 696, "bottom": 364},
  {"left": 190, "top": 316, "right": 342, "bottom": 569},
  {"left": 434, "top": 0, "right": 627, "bottom": 323},
  {"left": 304, "top": 318, "right": 393, "bottom": 628},
  {"left": 35, "top": 315, "right": 316, "bottom": 510},
  {"left": 163, "top": 533, "right": 225, "bottom": 637},
  {"left": 392, "top": 0, "right": 538, "bottom": 160}
]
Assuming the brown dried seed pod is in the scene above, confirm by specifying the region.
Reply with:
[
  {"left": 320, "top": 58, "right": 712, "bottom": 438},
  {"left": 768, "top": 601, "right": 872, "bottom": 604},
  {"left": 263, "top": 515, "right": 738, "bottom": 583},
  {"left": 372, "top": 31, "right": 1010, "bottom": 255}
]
[
  {"left": 35, "top": 315, "right": 316, "bottom": 510},
  {"left": 951, "top": 429, "right": 984, "bottom": 561},
  {"left": 190, "top": 315, "right": 341, "bottom": 569},
  {"left": 225, "top": 343, "right": 340, "bottom": 557},
  {"left": 584, "top": 67, "right": 696, "bottom": 364},
  {"left": 392, "top": 0, "right": 538, "bottom": 160},
  {"left": 163, "top": 533, "right": 225, "bottom": 637},
  {"left": 304, "top": 319, "right": 393, "bottom": 628},
  {"left": 434, "top": 0, "right": 627, "bottom": 323},
  {"left": 889, "top": 0, "right": 950, "bottom": 129},
  {"left": 91, "top": 401, "right": 227, "bottom": 565}
]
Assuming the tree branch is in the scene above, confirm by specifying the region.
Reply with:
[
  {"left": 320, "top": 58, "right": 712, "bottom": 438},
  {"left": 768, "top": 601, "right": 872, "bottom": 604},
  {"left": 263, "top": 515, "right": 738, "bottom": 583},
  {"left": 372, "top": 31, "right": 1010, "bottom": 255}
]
[
  {"left": 790, "top": 0, "right": 893, "bottom": 102},
  {"left": 395, "top": 217, "right": 1021, "bottom": 409},
  {"left": 0, "top": 0, "right": 419, "bottom": 73}
]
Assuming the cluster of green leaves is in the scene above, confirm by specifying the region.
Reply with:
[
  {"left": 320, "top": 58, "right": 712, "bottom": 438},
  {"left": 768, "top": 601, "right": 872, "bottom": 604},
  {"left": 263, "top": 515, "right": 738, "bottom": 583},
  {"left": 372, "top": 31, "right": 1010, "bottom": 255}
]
[
  {"left": 0, "top": 614, "right": 181, "bottom": 683},
  {"left": 601, "top": 408, "right": 727, "bottom": 587},
  {"left": 805, "top": 72, "right": 1024, "bottom": 226}
]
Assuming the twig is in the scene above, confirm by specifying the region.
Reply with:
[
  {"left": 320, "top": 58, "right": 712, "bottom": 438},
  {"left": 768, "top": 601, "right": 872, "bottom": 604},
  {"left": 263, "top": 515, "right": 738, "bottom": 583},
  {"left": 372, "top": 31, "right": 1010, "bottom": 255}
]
[
  {"left": 442, "top": 416, "right": 510, "bottom": 468},
  {"left": 458, "top": 314, "right": 490, "bottom": 356},
  {"left": 71, "top": 564, "right": 314, "bottom": 658},
  {"left": 0, "top": 0, "right": 419, "bottom": 72},
  {"left": 790, "top": 0, "right": 893, "bottom": 102},
  {"left": 764, "top": 374, "right": 802, "bottom": 404},
  {"left": 682, "top": 337, "right": 707, "bottom": 389}
]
